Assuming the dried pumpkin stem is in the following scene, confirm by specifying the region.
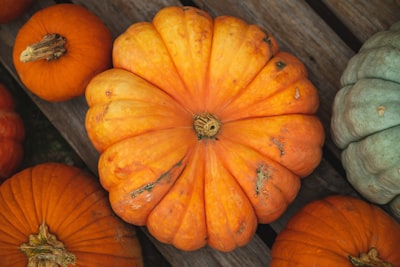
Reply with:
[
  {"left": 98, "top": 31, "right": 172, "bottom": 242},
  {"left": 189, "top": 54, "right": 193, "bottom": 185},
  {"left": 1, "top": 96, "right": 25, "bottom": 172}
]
[
  {"left": 20, "top": 222, "right": 76, "bottom": 267},
  {"left": 20, "top": 33, "right": 67, "bottom": 62},
  {"left": 193, "top": 112, "right": 221, "bottom": 139},
  {"left": 349, "top": 247, "right": 394, "bottom": 267}
]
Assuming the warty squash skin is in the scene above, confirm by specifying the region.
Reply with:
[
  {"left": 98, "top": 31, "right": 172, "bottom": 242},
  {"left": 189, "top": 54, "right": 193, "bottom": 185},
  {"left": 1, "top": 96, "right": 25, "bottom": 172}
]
[
  {"left": 270, "top": 195, "right": 400, "bottom": 267},
  {"left": 85, "top": 6, "right": 325, "bottom": 252},
  {"left": 331, "top": 21, "right": 400, "bottom": 217},
  {"left": 12, "top": 3, "right": 112, "bottom": 102},
  {"left": 0, "top": 83, "right": 25, "bottom": 181},
  {"left": 0, "top": 162, "right": 143, "bottom": 267}
]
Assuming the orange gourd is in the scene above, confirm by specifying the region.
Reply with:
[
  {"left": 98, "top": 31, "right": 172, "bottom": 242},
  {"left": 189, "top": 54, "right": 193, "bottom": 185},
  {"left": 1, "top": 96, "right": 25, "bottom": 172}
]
[
  {"left": 0, "top": 162, "right": 143, "bottom": 267},
  {"left": 12, "top": 3, "right": 112, "bottom": 102},
  {"left": 270, "top": 195, "right": 400, "bottom": 266},
  {"left": 0, "top": 83, "right": 25, "bottom": 181},
  {"left": 85, "top": 6, "right": 325, "bottom": 252},
  {"left": 0, "top": 0, "right": 34, "bottom": 24}
]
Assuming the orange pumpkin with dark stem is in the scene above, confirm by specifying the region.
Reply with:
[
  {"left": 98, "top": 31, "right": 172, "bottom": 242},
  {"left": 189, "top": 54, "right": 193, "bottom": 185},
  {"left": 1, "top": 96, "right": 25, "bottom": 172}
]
[
  {"left": 0, "top": 162, "right": 143, "bottom": 267},
  {"left": 0, "top": 83, "right": 25, "bottom": 181},
  {"left": 270, "top": 195, "right": 400, "bottom": 267},
  {"left": 85, "top": 6, "right": 325, "bottom": 252},
  {"left": 12, "top": 3, "right": 112, "bottom": 102},
  {"left": 0, "top": 0, "right": 34, "bottom": 24}
]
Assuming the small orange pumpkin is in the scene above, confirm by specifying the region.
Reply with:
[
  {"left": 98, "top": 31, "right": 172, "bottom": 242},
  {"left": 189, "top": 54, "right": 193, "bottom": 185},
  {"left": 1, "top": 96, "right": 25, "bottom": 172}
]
[
  {"left": 13, "top": 3, "right": 112, "bottom": 102},
  {"left": 0, "top": 83, "right": 25, "bottom": 181},
  {"left": 270, "top": 195, "right": 400, "bottom": 266},
  {"left": 0, "top": 0, "right": 34, "bottom": 24},
  {"left": 85, "top": 6, "right": 325, "bottom": 251},
  {"left": 0, "top": 162, "right": 143, "bottom": 267}
]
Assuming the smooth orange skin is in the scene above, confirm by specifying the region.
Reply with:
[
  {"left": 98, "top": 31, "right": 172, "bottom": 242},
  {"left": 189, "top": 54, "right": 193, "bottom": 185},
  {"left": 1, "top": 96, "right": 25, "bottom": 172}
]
[
  {"left": 0, "top": 84, "right": 25, "bottom": 181},
  {"left": 0, "top": 163, "right": 143, "bottom": 267},
  {"left": 12, "top": 3, "right": 112, "bottom": 102},
  {"left": 0, "top": 0, "right": 34, "bottom": 23},
  {"left": 86, "top": 6, "right": 325, "bottom": 252},
  {"left": 270, "top": 195, "right": 400, "bottom": 266}
]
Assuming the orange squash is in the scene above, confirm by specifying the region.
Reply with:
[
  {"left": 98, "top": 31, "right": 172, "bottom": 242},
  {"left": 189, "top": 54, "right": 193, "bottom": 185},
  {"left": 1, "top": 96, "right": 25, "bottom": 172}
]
[
  {"left": 270, "top": 195, "right": 400, "bottom": 266},
  {"left": 12, "top": 3, "right": 112, "bottom": 102},
  {"left": 85, "top": 6, "right": 325, "bottom": 252},
  {"left": 0, "top": 83, "right": 25, "bottom": 181},
  {"left": 0, "top": 0, "right": 34, "bottom": 23},
  {"left": 0, "top": 162, "right": 143, "bottom": 267}
]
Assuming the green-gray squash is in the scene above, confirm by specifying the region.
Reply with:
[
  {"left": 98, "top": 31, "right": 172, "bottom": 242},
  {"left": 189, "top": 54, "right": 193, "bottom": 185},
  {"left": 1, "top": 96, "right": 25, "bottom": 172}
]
[{"left": 331, "top": 21, "right": 400, "bottom": 218}]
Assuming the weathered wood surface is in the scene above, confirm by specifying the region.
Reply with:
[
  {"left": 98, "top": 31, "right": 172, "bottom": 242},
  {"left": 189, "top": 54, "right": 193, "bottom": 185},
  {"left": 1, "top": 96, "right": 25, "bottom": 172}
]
[{"left": 0, "top": 0, "right": 398, "bottom": 266}]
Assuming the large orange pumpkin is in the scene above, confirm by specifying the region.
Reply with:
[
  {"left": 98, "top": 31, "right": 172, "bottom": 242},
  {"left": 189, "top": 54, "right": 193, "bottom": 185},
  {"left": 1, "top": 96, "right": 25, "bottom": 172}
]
[
  {"left": 0, "top": 83, "right": 25, "bottom": 181},
  {"left": 270, "top": 195, "right": 400, "bottom": 266},
  {"left": 85, "top": 6, "right": 325, "bottom": 252},
  {"left": 12, "top": 3, "right": 112, "bottom": 102},
  {"left": 0, "top": 0, "right": 34, "bottom": 24},
  {"left": 0, "top": 162, "right": 143, "bottom": 267}
]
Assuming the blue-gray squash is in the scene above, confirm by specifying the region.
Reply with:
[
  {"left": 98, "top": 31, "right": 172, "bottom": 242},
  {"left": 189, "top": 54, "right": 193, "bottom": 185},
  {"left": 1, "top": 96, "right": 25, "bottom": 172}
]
[{"left": 331, "top": 21, "right": 400, "bottom": 218}]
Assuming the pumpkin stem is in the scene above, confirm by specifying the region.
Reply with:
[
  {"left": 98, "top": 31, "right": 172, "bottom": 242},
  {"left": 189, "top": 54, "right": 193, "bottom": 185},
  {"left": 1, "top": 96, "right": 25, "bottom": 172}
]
[
  {"left": 20, "top": 34, "right": 67, "bottom": 62},
  {"left": 193, "top": 112, "right": 221, "bottom": 139},
  {"left": 20, "top": 222, "right": 76, "bottom": 267},
  {"left": 349, "top": 247, "right": 394, "bottom": 267}
]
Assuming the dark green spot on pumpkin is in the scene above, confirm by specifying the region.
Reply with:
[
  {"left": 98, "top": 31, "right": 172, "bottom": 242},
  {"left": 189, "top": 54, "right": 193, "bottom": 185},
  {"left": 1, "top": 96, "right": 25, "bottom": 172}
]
[
  {"left": 276, "top": 61, "right": 286, "bottom": 70},
  {"left": 264, "top": 35, "right": 272, "bottom": 44}
]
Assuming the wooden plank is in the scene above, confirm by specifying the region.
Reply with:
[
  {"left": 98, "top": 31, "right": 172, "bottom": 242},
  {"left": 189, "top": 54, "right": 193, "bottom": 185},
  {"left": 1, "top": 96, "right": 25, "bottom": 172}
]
[
  {"left": 142, "top": 229, "right": 272, "bottom": 267},
  {"left": 73, "top": 0, "right": 182, "bottom": 38},
  {"left": 322, "top": 0, "right": 400, "bottom": 43}
]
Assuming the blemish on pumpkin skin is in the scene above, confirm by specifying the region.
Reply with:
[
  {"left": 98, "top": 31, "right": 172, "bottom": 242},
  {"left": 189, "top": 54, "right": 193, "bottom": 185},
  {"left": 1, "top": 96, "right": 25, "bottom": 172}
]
[
  {"left": 255, "top": 164, "right": 274, "bottom": 197},
  {"left": 105, "top": 90, "right": 113, "bottom": 97},
  {"left": 264, "top": 35, "right": 272, "bottom": 45},
  {"left": 130, "top": 158, "right": 184, "bottom": 198},
  {"left": 95, "top": 104, "right": 109, "bottom": 123},
  {"left": 377, "top": 105, "right": 386, "bottom": 116},
  {"left": 294, "top": 87, "right": 301, "bottom": 100},
  {"left": 271, "top": 137, "right": 285, "bottom": 156},
  {"left": 237, "top": 221, "right": 246, "bottom": 234},
  {"left": 275, "top": 61, "right": 286, "bottom": 70}
]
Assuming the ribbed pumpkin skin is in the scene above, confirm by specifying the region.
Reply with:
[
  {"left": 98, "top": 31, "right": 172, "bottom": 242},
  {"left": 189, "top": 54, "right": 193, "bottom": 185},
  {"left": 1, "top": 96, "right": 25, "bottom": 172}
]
[
  {"left": 270, "top": 195, "right": 400, "bottom": 267},
  {"left": 0, "top": 83, "right": 25, "bottom": 181},
  {"left": 85, "top": 6, "right": 325, "bottom": 252},
  {"left": 0, "top": 163, "right": 143, "bottom": 267},
  {"left": 0, "top": 0, "right": 34, "bottom": 23},
  {"left": 12, "top": 3, "right": 112, "bottom": 102},
  {"left": 331, "top": 21, "right": 400, "bottom": 215}
]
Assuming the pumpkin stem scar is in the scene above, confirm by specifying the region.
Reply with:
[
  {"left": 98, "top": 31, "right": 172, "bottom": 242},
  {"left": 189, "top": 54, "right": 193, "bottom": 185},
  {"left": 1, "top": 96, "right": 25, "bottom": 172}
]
[
  {"left": 20, "top": 34, "right": 67, "bottom": 62},
  {"left": 349, "top": 247, "right": 395, "bottom": 267},
  {"left": 20, "top": 221, "right": 76, "bottom": 267},
  {"left": 193, "top": 112, "right": 221, "bottom": 140},
  {"left": 130, "top": 157, "right": 184, "bottom": 198}
]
